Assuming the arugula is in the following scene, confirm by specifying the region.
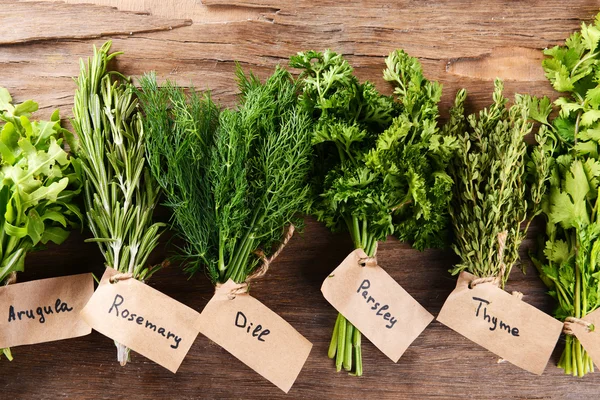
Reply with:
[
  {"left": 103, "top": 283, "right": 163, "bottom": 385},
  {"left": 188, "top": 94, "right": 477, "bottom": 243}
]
[
  {"left": 72, "top": 42, "right": 165, "bottom": 365},
  {"left": 531, "top": 13, "right": 600, "bottom": 376},
  {"left": 448, "top": 80, "right": 552, "bottom": 285},
  {"left": 0, "top": 88, "right": 82, "bottom": 360},
  {"left": 138, "top": 65, "right": 312, "bottom": 285},
  {"left": 291, "top": 49, "right": 458, "bottom": 376}
]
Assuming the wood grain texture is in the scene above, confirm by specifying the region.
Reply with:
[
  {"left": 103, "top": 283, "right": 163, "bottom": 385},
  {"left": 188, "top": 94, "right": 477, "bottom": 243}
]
[{"left": 2, "top": 0, "right": 600, "bottom": 399}]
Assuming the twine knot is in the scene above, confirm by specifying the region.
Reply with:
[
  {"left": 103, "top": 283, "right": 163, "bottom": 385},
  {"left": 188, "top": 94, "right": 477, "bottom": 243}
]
[
  {"left": 563, "top": 317, "right": 595, "bottom": 335},
  {"left": 4, "top": 271, "right": 17, "bottom": 286},
  {"left": 110, "top": 273, "right": 133, "bottom": 283},
  {"left": 215, "top": 281, "right": 249, "bottom": 300}
]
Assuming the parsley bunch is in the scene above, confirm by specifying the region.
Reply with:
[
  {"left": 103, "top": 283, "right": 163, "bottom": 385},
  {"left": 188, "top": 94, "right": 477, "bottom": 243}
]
[
  {"left": 448, "top": 81, "right": 552, "bottom": 285},
  {"left": 0, "top": 88, "right": 82, "bottom": 360},
  {"left": 72, "top": 42, "right": 165, "bottom": 365},
  {"left": 291, "top": 49, "right": 458, "bottom": 376},
  {"left": 137, "top": 66, "right": 312, "bottom": 285},
  {"left": 531, "top": 13, "right": 600, "bottom": 376}
]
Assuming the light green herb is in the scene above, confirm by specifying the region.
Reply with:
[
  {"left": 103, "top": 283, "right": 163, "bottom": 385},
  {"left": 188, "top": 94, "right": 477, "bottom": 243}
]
[
  {"left": 0, "top": 88, "right": 82, "bottom": 360},
  {"left": 448, "top": 80, "right": 552, "bottom": 285},
  {"left": 530, "top": 13, "right": 600, "bottom": 376},
  {"left": 72, "top": 41, "right": 165, "bottom": 365}
]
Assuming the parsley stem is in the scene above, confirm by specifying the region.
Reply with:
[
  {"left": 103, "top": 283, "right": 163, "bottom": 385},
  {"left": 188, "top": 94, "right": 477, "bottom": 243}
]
[{"left": 328, "top": 313, "right": 341, "bottom": 359}]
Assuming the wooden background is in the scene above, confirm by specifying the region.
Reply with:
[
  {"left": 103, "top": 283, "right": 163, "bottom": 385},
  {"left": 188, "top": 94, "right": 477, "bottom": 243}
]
[{"left": 2, "top": 0, "right": 600, "bottom": 398}]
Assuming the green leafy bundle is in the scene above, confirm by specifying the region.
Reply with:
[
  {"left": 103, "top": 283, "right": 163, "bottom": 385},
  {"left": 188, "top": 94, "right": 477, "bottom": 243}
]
[
  {"left": 291, "top": 49, "right": 458, "bottom": 376},
  {"left": 72, "top": 42, "right": 165, "bottom": 365},
  {"left": 137, "top": 66, "right": 312, "bottom": 285},
  {"left": 448, "top": 80, "right": 552, "bottom": 286},
  {"left": 0, "top": 88, "right": 82, "bottom": 360},
  {"left": 531, "top": 13, "right": 600, "bottom": 376}
]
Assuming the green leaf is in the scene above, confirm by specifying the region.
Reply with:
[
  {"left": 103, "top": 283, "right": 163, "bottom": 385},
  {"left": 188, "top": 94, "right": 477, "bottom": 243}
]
[
  {"left": 40, "top": 226, "right": 70, "bottom": 245},
  {"left": 4, "top": 221, "right": 28, "bottom": 239},
  {"left": 27, "top": 209, "right": 44, "bottom": 246},
  {"left": 13, "top": 100, "right": 38, "bottom": 117},
  {"left": 582, "top": 22, "right": 600, "bottom": 51},
  {"left": 581, "top": 109, "right": 600, "bottom": 126}
]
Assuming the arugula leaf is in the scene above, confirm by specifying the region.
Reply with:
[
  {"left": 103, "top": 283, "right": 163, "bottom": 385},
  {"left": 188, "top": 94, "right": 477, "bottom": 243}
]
[{"left": 0, "top": 89, "right": 82, "bottom": 285}]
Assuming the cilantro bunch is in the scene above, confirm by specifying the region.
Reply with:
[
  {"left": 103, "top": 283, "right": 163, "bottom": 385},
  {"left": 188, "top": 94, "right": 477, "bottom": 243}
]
[
  {"left": 137, "top": 66, "right": 312, "bottom": 285},
  {"left": 291, "top": 49, "right": 458, "bottom": 376},
  {"left": 0, "top": 88, "right": 82, "bottom": 360},
  {"left": 448, "top": 81, "right": 552, "bottom": 286},
  {"left": 530, "top": 14, "right": 600, "bottom": 376},
  {"left": 72, "top": 42, "right": 165, "bottom": 365}
]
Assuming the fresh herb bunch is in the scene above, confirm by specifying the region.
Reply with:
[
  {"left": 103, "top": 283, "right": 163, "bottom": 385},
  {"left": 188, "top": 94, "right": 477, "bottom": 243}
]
[
  {"left": 291, "top": 49, "right": 458, "bottom": 376},
  {"left": 137, "top": 66, "right": 312, "bottom": 285},
  {"left": 0, "top": 88, "right": 82, "bottom": 360},
  {"left": 448, "top": 80, "right": 552, "bottom": 285},
  {"left": 530, "top": 13, "right": 600, "bottom": 376},
  {"left": 72, "top": 41, "right": 165, "bottom": 365}
]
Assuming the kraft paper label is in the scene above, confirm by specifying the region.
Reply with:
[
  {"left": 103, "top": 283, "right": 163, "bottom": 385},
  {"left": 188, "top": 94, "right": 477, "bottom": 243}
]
[
  {"left": 80, "top": 267, "right": 200, "bottom": 373},
  {"left": 570, "top": 308, "right": 600, "bottom": 368},
  {"left": 0, "top": 273, "right": 93, "bottom": 348},
  {"left": 437, "top": 271, "right": 563, "bottom": 375},
  {"left": 195, "top": 280, "right": 312, "bottom": 393},
  {"left": 321, "top": 249, "right": 434, "bottom": 362}
]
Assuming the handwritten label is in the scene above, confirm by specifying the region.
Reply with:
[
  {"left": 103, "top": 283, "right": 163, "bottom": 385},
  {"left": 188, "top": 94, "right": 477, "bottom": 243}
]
[
  {"left": 570, "top": 308, "right": 600, "bottom": 368},
  {"left": 196, "top": 280, "right": 312, "bottom": 393},
  {"left": 437, "top": 271, "right": 563, "bottom": 375},
  {"left": 0, "top": 274, "right": 93, "bottom": 348},
  {"left": 80, "top": 267, "right": 200, "bottom": 373},
  {"left": 321, "top": 249, "right": 434, "bottom": 362}
]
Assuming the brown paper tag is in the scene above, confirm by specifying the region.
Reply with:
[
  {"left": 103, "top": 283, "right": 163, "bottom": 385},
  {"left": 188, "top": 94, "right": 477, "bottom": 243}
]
[
  {"left": 321, "top": 249, "right": 434, "bottom": 362},
  {"left": 80, "top": 267, "right": 200, "bottom": 373},
  {"left": 0, "top": 273, "right": 93, "bottom": 348},
  {"left": 437, "top": 271, "right": 563, "bottom": 375},
  {"left": 195, "top": 280, "right": 312, "bottom": 393},
  {"left": 571, "top": 308, "right": 600, "bottom": 368}
]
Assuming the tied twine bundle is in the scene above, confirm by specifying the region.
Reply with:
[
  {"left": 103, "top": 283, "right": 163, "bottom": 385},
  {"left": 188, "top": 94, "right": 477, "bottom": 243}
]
[
  {"left": 216, "top": 225, "right": 295, "bottom": 300},
  {"left": 358, "top": 242, "right": 379, "bottom": 268},
  {"left": 4, "top": 271, "right": 17, "bottom": 286},
  {"left": 469, "top": 231, "right": 523, "bottom": 299},
  {"left": 563, "top": 317, "right": 595, "bottom": 335}
]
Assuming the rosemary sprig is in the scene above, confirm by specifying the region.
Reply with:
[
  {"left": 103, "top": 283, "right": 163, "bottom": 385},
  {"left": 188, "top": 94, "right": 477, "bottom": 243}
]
[{"left": 72, "top": 41, "right": 165, "bottom": 365}]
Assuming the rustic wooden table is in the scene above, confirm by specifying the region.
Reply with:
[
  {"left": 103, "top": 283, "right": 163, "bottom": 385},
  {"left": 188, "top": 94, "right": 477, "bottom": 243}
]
[{"left": 2, "top": 0, "right": 600, "bottom": 398}]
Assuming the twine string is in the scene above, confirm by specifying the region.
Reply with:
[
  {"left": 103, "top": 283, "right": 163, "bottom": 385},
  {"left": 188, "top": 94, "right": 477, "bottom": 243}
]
[
  {"left": 219, "top": 224, "right": 295, "bottom": 299},
  {"left": 470, "top": 230, "right": 508, "bottom": 289},
  {"left": 563, "top": 316, "right": 594, "bottom": 335}
]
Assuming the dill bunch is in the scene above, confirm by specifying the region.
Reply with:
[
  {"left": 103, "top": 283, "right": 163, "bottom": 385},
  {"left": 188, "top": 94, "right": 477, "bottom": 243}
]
[
  {"left": 72, "top": 41, "right": 165, "bottom": 365},
  {"left": 137, "top": 66, "right": 312, "bottom": 285}
]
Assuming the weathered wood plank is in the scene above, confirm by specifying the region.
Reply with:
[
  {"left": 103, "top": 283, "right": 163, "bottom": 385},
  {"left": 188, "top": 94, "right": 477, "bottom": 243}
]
[{"left": 0, "top": 1, "right": 191, "bottom": 44}]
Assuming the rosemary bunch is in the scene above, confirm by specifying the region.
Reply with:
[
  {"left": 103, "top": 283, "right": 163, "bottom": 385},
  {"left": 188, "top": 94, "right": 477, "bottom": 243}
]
[
  {"left": 448, "top": 80, "right": 552, "bottom": 286},
  {"left": 137, "top": 66, "right": 312, "bottom": 285},
  {"left": 72, "top": 42, "right": 165, "bottom": 365}
]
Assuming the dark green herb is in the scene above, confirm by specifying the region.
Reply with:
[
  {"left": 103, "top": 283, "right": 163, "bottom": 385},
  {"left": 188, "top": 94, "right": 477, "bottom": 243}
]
[
  {"left": 291, "top": 49, "right": 458, "bottom": 376},
  {"left": 137, "top": 65, "right": 312, "bottom": 285}
]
